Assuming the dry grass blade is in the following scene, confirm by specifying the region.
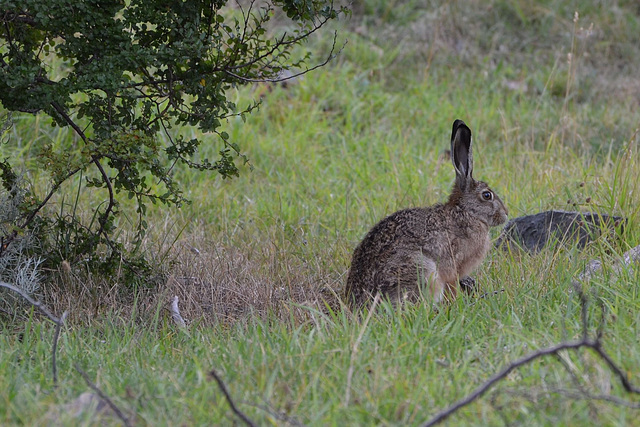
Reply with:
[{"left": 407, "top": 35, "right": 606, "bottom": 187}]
[
  {"left": 52, "top": 310, "right": 68, "bottom": 388},
  {"left": 170, "top": 295, "right": 187, "bottom": 328},
  {"left": 344, "top": 293, "right": 380, "bottom": 407}
]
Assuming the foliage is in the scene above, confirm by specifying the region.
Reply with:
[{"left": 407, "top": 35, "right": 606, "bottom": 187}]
[{"left": 0, "top": 0, "right": 345, "bottom": 278}]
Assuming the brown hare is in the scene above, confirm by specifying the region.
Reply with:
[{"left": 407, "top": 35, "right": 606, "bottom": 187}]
[{"left": 345, "top": 119, "right": 508, "bottom": 308}]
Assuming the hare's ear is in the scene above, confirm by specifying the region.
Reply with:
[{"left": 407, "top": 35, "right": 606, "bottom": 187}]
[{"left": 450, "top": 119, "right": 473, "bottom": 189}]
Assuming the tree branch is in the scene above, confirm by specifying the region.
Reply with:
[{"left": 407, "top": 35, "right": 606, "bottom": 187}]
[
  {"left": 1, "top": 11, "right": 38, "bottom": 26},
  {"left": 223, "top": 31, "right": 343, "bottom": 83},
  {"left": 74, "top": 363, "right": 133, "bottom": 427},
  {"left": 90, "top": 155, "right": 116, "bottom": 237},
  {"left": 0, "top": 281, "right": 66, "bottom": 388},
  {"left": 208, "top": 369, "right": 256, "bottom": 427},
  {"left": 0, "top": 281, "right": 62, "bottom": 324},
  {"left": 422, "top": 339, "right": 595, "bottom": 426},
  {"left": 49, "top": 101, "right": 115, "bottom": 238},
  {"left": 421, "top": 281, "right": 640, "bottom": 426},
  {"left": 0, "top": 164, "right": 82, "bottom": 259}
]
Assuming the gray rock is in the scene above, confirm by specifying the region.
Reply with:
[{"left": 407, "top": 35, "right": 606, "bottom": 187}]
[
  {"left": 460, "top": 210, "right": 625, "bottom": 293},
  {"left": 496, "top": 210, "right": 625, "bottom": 253}
]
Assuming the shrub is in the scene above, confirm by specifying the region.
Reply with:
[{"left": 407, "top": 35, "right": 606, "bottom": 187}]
[{"left": 0, "top": 0, "right": 345, "bottom": 281}]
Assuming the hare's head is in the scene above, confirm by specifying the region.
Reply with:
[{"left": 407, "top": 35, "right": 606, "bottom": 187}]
[{"left": 448, "top": 120, "right": 508, "bottom": 227}]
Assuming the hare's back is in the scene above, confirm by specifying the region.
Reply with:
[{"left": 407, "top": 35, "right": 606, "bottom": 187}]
[{"left": 353, "top": 206, "right": 442, "bottom": 257}]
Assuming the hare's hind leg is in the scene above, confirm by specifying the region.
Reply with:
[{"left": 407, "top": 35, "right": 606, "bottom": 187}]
[
  {"left": 387, "top": 252, "right": 444, "bottom": 303},
  {"left": 412, "top": 255, "right": 444, "bottom": 303}
]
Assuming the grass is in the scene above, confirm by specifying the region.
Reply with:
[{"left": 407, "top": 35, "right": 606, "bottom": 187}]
[
  {"left": 2, "top": 0, "right": 640, "bottom": 424},
  {"left": 2, "top": 269, "right": 640, "bottom": 425}
]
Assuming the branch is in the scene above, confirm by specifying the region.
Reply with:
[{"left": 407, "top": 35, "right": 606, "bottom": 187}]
[
  {"left": 589, "top": 340, "right": 640, "bottom": 394},
  {"left": 0, "top": 281, "right": 66, "bottom": 388},
  {"left": 74, "top": 363, "right": 132, "bottom": 427},
  {"left": 124, "top": 18, "right": 329, "bottom": 89},
  {"left": 1, "top": 11, "right": 38, "bottom": 26},
  {"left": 422, "top": 339, "right": 594, "bottom": 426},
  {"left": 0, "top": 164, "right": 82, "bottom": 259},
  {"left": 223, "top": 31, "right": 344, "bottom": 83},
  {"left": 0, "top": 281, "right": 62, "bottom": 324},
  {"left": 20, "top": 167, "right": 82, "bottom": 231},
  {"left": 422, "top": 281, "right": 640, "bottom": 426},
  {"left": 90, "top": 155, "right": 116, "bottom": 237},
  {"left": 49, "top": 101, "right": 115, "bottom": 237},
  {"left": 208, "top": 369, "right": 256, "bottom": 427},
  {"left": 50, "top": 101, "right": 88, "bottom": 143}
]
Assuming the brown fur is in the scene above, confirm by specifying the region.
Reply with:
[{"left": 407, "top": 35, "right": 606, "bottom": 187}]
[{"left": 344, "top": 120, "right": 508, "bottom": 308}]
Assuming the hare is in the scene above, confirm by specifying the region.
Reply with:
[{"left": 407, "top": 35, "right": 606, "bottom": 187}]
[{"left": 344, "top": 119, "right": 508, "bottom": 308}]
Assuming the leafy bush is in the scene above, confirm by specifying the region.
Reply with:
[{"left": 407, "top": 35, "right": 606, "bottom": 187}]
[{"left": 0, "top": 0, "right": 345, "bottom": 281}]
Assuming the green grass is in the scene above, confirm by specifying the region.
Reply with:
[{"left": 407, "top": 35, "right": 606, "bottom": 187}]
[
  {"left": 2, "top": 269, "right": 640, "bottom": 425},
  {"left": 2, "top": 0, "right": 640, "bottom": 425}
]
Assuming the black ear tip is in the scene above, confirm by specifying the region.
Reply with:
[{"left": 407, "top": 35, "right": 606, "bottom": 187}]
[
  {"left": 451, "top": 119, "right": 471, "bottom": 141},
  {"left": 453, "top": 119, "right": 466, "bottom": 130}
]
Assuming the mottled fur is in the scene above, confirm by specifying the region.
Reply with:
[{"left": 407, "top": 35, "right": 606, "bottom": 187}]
[{"left": 345, "top": 120, "right": 508, "bottom": 308}]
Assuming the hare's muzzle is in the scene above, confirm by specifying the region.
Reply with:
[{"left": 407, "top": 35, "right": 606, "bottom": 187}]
[{"left": 493, "top": 206, "right": 508, "bottom": 226}]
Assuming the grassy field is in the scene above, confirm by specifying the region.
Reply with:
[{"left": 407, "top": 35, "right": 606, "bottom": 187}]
[{"left": 2, "top": 0, "right": 640, "bottom": 425}]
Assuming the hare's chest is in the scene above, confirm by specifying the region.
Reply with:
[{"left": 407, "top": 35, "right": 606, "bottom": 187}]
[{"left": 455, "top": 232, "right": 491, "bottom": 277}]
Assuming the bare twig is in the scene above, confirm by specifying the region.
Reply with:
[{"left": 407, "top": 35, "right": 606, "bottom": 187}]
[
  {"left": 0, "top": 281, "right": 61, "bottom": 324},
  {"left": 422, "top": 278, "right": 640, "bottom": 426},
  {"left": 74, "top": 363, "right": 132, "bottom": 427},
  {"left": 589, "top": 341, "right": 640, "bottom": 394},
  {"left": 0, "top": 281, "right": 66, "bottom": 388},
  {"left": 224, "top": 31, "right": 345, "bottom": 83},
  {"left": 423, "top": 339, "right": 596, "bottom": 426},
  {"left": 208, "top": 368, "right": 257, "bottom": 427}
]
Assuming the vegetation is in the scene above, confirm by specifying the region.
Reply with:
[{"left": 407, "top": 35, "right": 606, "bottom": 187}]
[
  {"left": 0, "top": 0, "right": 345, "bottom": 281},
  {"left": 2, "top": 0, "right": 640, "bottom": 425}
]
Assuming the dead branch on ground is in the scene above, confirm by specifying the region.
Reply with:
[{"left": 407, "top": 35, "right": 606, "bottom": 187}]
[
  {"left": 0, "top": 281, "right": 66, "bottom": 387},
  {"left": 74, "top": 363, "right": 133, "bottom": 427},
  {"left": 422, "top": 275, "right": 640, "bottom": 426},
  {"left": 209, "top": 368, "right": 257, "bottom": 427}
]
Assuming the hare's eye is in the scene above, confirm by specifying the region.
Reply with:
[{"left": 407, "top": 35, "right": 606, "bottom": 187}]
[{"left": 482, "top": 191, "right": 493, "bottom": 201}]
